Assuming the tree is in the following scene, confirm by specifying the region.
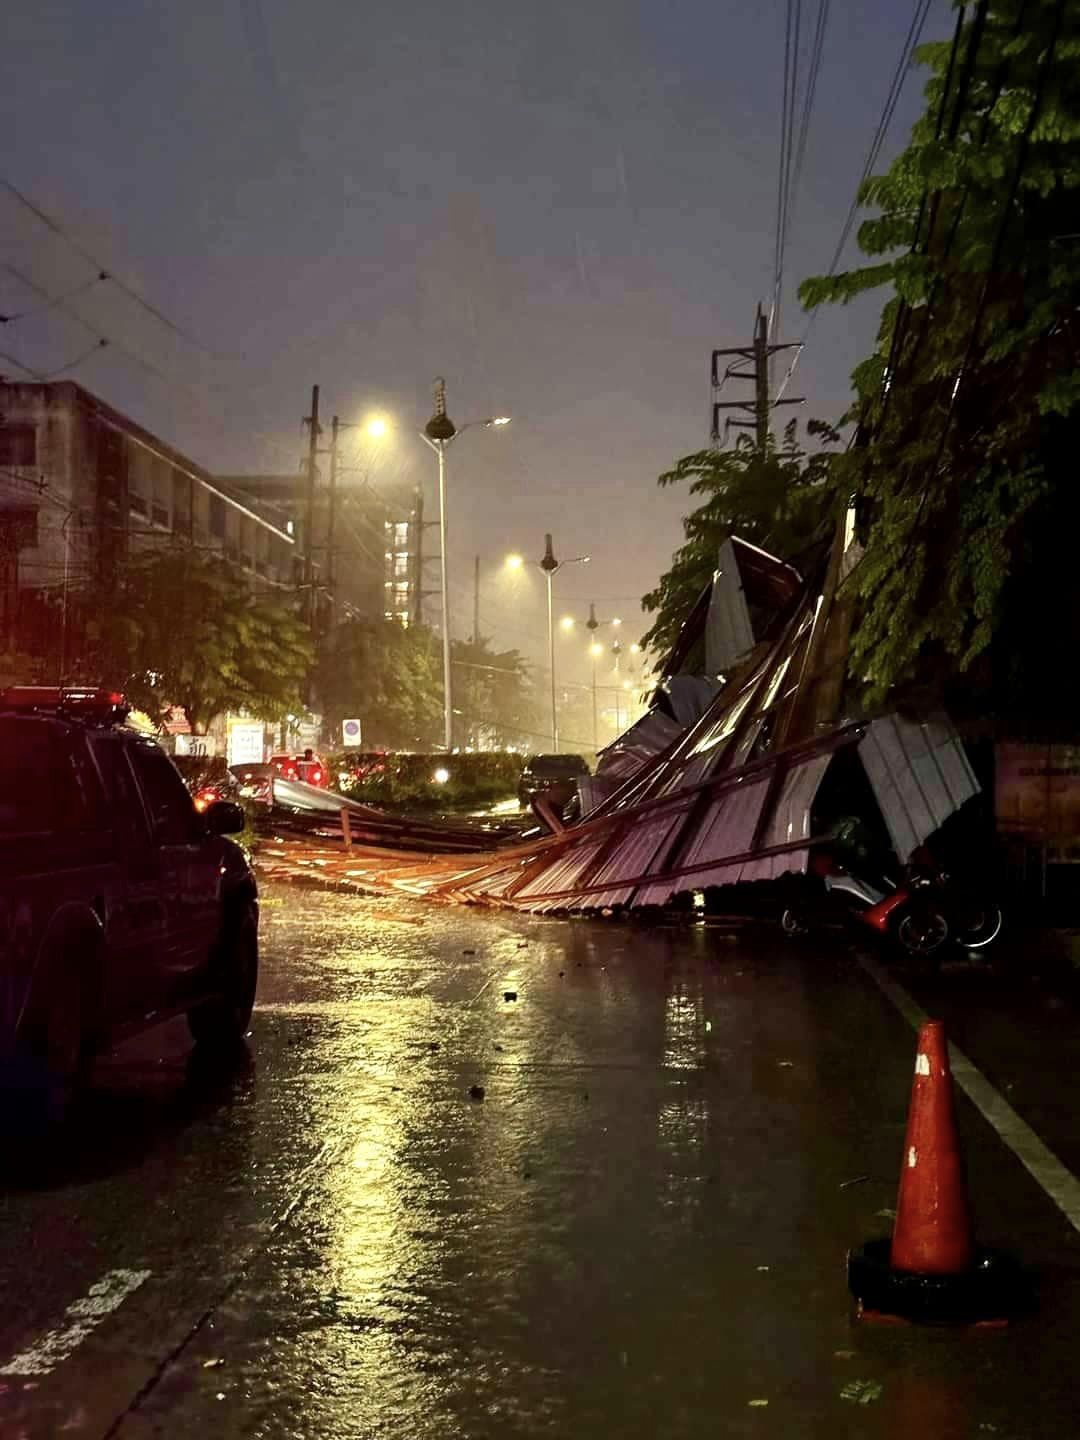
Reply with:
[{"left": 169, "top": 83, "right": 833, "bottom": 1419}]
[
  {"left": 451, "top": 637, "right": 540, "bottom": 750},
  {"left": 315, "top": 619, "right": 444, "bottom": 751},
  {"left": 640, "top": 420, "right": 837, "bottom": 660},
  {"left": 95, "top": 547, "right": 312, "bottom": 733},
  {"left": 799, "top": 0, "right": 1080, "bottom": 707}
]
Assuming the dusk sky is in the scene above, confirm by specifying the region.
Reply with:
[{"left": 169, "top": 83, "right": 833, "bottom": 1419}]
[{"left": 2, "top": 0, "right": 951, "bottom": 689}]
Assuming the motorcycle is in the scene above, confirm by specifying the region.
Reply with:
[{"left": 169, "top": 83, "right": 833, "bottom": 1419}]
[
  {"left": 906, "top": 853, "right": 1004, "bottom": 951},
  {"left": 780, "top": 851, "right": 951, "bottom": 960},
  {"left": 781, "top": 849, "right": 1002, "bottom": 960}
]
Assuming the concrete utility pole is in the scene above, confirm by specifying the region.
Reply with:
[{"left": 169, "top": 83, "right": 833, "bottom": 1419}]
[
  {"left": 473, "top": 553, "right": 480, "bottom": 643},
  {"left": 711, "top": 306, "right": 803, "bottom": 450},
  {"left": 327, "top": 415, "right": 340, "bottom": 608},
  {"left": 302, "top": 384, "right": 320, "bottom": 626}
]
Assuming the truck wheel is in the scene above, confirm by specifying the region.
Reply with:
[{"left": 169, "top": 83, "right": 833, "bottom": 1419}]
[{"left": 188, "top": 903, "right": 258, "bottom": 1051}]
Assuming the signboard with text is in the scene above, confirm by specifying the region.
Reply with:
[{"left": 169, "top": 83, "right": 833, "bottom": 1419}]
[
  {"left": 996, "top": 743, "right": 1080, "bottom": 845},
  {"left": 226, "top": 721, "right": 265, "bottom": 768}
]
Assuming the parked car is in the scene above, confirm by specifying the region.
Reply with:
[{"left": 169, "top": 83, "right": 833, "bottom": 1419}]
[
  {"left": 172, "top": 754, "right": 240, "bottom": 813},
  {"left": 229, "top": 761, "right": 275, "bottom": 809},
  {"left": 0, "top": 686, "right": 258, "bottom": 1117},
  {"left": 269, "top": 753, "right": 300, "bottom": 781},
  {"left": 518, "top": 753, "right": 591, "bottom": 812},
  {"left": 294, "top": 750, "right": 327, "bottom": 787}
]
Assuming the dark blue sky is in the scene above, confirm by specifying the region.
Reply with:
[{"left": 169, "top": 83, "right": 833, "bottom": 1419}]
[{"left": 2, "top": 0, "right": 950, "bottom": 682}]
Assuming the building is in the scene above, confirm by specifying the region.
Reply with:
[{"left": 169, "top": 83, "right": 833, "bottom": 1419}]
[
  {"left": 218, "top": 471, "right": 421, "bottom": 629},
  {"left": 0, "top": 380, "right": 296, "bottom": 665}
]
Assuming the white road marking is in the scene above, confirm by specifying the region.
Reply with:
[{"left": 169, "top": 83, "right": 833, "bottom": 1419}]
[
  {"left": 0, "top": 1268, "right": 151, "bottom": 1377},
  {"left": 858, "top": 952, "right": 1080, "bottom": 1236}
]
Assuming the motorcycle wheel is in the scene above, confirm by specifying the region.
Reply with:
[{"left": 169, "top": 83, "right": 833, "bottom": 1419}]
[
  {"left": 895, "top": 905, "right": 950, "bottom": 959},
  {"left": 780, "top": 907, "right": 809, "bottom": 940},
  {"left": 954, "top": 904, "right": 1003, "bottom": 951}
]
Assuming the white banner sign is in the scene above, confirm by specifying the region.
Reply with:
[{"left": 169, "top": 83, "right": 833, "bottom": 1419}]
[
  {"left": 174, "top": 734, "right": 216, "bottom": 758},
  {"left": 227, "top": 721, "right": 265, "bottom": 768}
]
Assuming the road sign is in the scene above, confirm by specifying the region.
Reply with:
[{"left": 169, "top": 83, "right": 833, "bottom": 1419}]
[{"left": 342, "top": 718, "right": 362, "bottom": 746}]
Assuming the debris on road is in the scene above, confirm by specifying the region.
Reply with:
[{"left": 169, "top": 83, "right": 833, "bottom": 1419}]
[
  {"left": 463, "top": 949, "right": 476, "bottom": 956},
  {"left": 503, "top": 991, "right": 518, "bottom": 1002},
  {"left": 469, "top": 1085, "right": 486, "bottom": 1101},
  {"left": 840, "top": 1380, "right": 883, "bottom": 1406},
  {"left": 747, "top": 1398, "right": 769, "bottom": 1408},
  {"left": 202, "top": 1359, "right": 225, "bottom": 1370},
  {"left": 839, "top": 1175, "right": 870, "bottom": 1189}
]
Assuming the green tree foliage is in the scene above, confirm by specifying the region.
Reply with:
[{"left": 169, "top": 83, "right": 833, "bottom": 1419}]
[
  {"left": 799, "top": 0, "right": 1080, "bottom": 704},
  {"left": 97, "top": 547, "right": 312, "bottom": 733},
  {"left": 315, "top": 618, "right": 444, "bottom": 750},
  {"left": 451, "top": 637, "right": 539, "bottom": 750},
  {"left": 640, "top": 421, "right": 838, "bottom": 660}
]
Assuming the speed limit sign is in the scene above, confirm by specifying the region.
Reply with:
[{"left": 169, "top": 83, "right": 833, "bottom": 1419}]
[{"left": 342, "top": 718, "right": 362, "bottom": 746}]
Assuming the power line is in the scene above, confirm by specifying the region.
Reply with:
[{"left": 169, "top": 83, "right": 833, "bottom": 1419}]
[
  {"left": 775, "top": 0, "right": 934, "bottom": 403},
  {"left": 789, "top": 0, "right": 832, "bottom": 222},
  {"left": 771, "top": 0, "right": 803, "bottom": 337},
  {"left": 1, "top": 178, "right": 222, "bottom": 358},
  {"left": 4, "top": 264, "right": 173, "bottom": 385},
  {"left": 1, "top": 271, "right": 109, "bottom": 325}
]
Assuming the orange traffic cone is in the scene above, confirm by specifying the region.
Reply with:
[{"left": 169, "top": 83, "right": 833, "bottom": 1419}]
[
  {"left": 890, "top": 1021, "right": 973, "bottom": 1275},
  {"left": 847, "top": 1020, "right": 1029, "bottom": 1324}
]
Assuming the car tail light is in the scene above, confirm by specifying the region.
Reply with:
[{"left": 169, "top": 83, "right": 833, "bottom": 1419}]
[
  {"left": 193, "top": 786, "right": 219, "bottom": 813},
  {"left": 311, "top": 768, "right": 322, "bottom": 784}
]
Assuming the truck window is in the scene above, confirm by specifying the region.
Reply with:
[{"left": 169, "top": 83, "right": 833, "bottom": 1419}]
[
  {"left": 126, "top": 741, "right": 202, "bottom": 845},
  {"left": 0, "top": 718, "right": 59, "bottom": 832}
]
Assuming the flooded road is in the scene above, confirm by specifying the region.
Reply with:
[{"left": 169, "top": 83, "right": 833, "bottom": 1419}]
[{"left": 2, "top": 884, "right": 1079, "bottom": 1437}]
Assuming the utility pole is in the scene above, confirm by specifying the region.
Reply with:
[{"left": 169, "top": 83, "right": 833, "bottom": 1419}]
[
  {"left": 302, "top": 384, "right": 321, "bottom": 626},
  {"left": 472, "top": 553, "right": 480, "bottom": 643},
  {"left": 711, "top": 305, "right": 803, "bottom": 449},
  {"left": 327, "top": 415, "right": 340, "bottom": 613}
]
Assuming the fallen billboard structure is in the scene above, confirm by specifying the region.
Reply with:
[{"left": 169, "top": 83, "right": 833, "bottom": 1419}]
[{"left": 260, "top": 526, "right": 981, "bottom": 914}]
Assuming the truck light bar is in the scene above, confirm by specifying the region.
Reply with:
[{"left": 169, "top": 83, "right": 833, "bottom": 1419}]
[{"left": 0, "top": 686, "right": 130, "bottom": 723}]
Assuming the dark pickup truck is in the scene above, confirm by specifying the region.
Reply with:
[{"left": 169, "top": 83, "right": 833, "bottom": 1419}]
[{"left": 0, "top": 687, "right": 258, "bottom": 1112}]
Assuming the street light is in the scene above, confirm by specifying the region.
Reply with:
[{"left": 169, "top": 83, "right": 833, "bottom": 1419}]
[
  {"left": 529, "top": 535, "right": 589, "bottom": 752},
  {"left": 326, "top": 411, "right": 396, "bottom": 616},
  {"left": 420, "top": 378, "right": 512, "bottom": 751},
  {"left": 505, "top": 552, "right": 524, "bottom": 571}
]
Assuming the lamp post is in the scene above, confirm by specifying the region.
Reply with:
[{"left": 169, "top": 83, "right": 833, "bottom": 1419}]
[
  {"left": 536, "top": 535, "right": 589, "bottom": 753},
  {"left": 420, "top": 378, "right": 510, "bottom": 751},
  {"left": 572, "top": 603, "right": 621, "bottom": 753}
]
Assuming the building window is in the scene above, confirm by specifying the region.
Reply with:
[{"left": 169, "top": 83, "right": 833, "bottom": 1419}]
[
  {"left": 393, "top": 522, "right": 409, "bottom": 546},
  {"left": 0, "top": 424, "right": 36, "bottom": 468},
  {"left": 393, "top": 554, "right": 409, "bottom": 579}
]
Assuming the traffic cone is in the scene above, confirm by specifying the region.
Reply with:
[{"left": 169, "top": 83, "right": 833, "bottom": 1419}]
[
  {"left": 847, "top": 1021, "right": 1029, "bottom": 1325},
  {"left": 890, "top": 1020, "right": 973, "bottom": 1275}
]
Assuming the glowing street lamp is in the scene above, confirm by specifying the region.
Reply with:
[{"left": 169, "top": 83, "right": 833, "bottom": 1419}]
[{"left": 420, "top": 379, "right": 512, "bottom": 750}]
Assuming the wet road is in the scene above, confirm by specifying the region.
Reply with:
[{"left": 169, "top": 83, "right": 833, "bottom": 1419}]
[{"left": 2, "top": 885, "right": 1080, "bottom": 1438}]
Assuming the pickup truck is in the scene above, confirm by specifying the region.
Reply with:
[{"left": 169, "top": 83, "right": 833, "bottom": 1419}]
[{"left": 0, "top": 687, "right": 259, "bottom": 1114}]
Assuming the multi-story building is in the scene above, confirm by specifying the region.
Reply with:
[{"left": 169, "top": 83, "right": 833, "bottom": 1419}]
[
  {"left": 218, "top": 471, "right": 421, "bottom": 628},
  {"left": 0, "top": 380, "right": 296, "bottom": 663}
]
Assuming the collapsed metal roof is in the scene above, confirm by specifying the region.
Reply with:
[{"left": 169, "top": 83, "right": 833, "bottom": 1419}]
[{"left": 265, "top": 526, "right": 979, "bottom": 913}]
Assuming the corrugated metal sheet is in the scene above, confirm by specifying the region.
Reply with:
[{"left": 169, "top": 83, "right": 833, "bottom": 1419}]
[
  {"left": 763, "top": 754, "right": 831, "bottom": 847},
  {"left": 678, "top": 777, "right": 771, "bottom": 868},
  {"left": 587, "top": 809, "right": 686, "bottom": 890},
  {"left": 706, "top": 538, "right": 756, "bottom": 675},
  {"left": 859, "top": 712, "right": 979, "bottom": 861},
  {"left": 514, "top": 837, "right": 608, "bottom": 901}
]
